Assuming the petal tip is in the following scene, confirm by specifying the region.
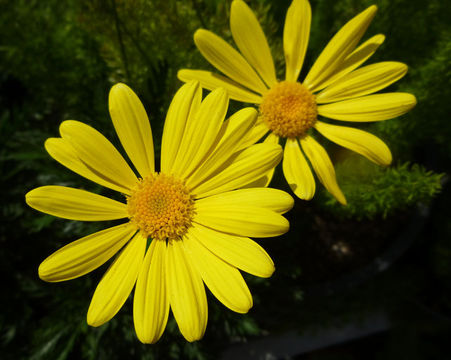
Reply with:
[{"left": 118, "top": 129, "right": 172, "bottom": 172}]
[
  {"left": 185, "top": 79, "right": 201, "bottom": 91},
  {"left": 110, "top": 82, "right": 128, "bottom": 92},
  {"left": 87, "top": 305, "right": 109, "bottom": 328},
  {"left": 367, "top": 4, "right": 378, "bottom": 14},
  {"left": 373, "top": 34, "right": 386, "bottom": 45},
  {"left": 177, "top": 69, "right": 187, "bottom": 81},
  {"left": 24, "top": 189, "right": 33, "bottom": 204},
  {"left": 211, "top": 87, "right": 229, "bottom": 100},
  {"left": 337, "top": 192, "right": 347, "bottom": 206},
  {"left": 38, "top": 262, "right": 51, "bottom": 281},
  {"left": 231, "top": 0, "right": 246, "bottom": 12},
  {"left": 24, "top": 188, "right": 43, "bottom": 209},
  {"left": 109, "top": 83, "right": 131, "bottom": 102},
  {"left": 194, "top": 28, "right": 208, "bottom": 42},
  {"left": 59, "top": 120, "right": 81, "bottom": 137},
  {"left": 287, "top": 197, "right": 295, "bottom": 211}
]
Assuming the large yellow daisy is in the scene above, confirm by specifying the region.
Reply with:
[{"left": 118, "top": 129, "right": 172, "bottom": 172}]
[
  {"left": 178, "top": 0, "right": 417, "bottom": 204},
  {"left": 25, "top": 81, "right": 293, "bottom": 343}
]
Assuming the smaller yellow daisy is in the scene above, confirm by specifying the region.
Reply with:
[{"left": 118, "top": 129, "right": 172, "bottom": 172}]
[
  {"left": 26, "top": 81, "right": 293, "bottom": 343},
  {"left": 178, "top": 0, "right": 417, "bottom": 204}
]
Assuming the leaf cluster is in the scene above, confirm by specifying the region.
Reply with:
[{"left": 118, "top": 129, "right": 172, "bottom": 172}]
[{"left": 319, "top": 155, "right": 444, "bottom": 220}]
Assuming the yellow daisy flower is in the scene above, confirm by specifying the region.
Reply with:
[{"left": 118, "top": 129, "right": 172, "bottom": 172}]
[
  {"left": 25, "top": 81, "right": 293, "bottom": 343},
  {"left": 178, "top": 0, "right": 417, "bottom": 205}
]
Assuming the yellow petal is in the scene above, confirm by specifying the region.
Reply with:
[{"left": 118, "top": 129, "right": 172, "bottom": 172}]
[
  {"left": 38, "top": 224, "right": 136, "bottom": 282},
  {"left": 282, "top": 138, "right": 315, "bottom": 200},
  {"left": 236, "top": 116, "right": 270, "bottom": 151},
  {"left": 178, "top": 69, "right": 262, "bottom": 103},
  {"left": 109, "top": 83, "right": 154, "bottom": 177},
  {"left": 194, "top": 29, "right": 268, "bottom": 94},
  {"left": 195, "top": 187, "right": 293, "bottom": 215},
  {"left": 184, "top": 230, "right": 253, "bottom": 313},
  {"left": 284, "top": 0, "right": 311, "bottom": 82},
  {"left": 188, "top": 224, "right": 274, "bottom": 278},
  {"left": 171, "top": 88, "right": 229, "bottom": 179},
  {"left": 316, "top": 34, "right": 386, "bottom": 90},
  {"left": 166, "top": 240, "right": 207, "bottom": 342},
  {"left": 316, "top": 62, "right": 408, "bottom": 103},
  {"left": 230, "top": 0, "right": 277, "bottom": 87},
  {"left": 300, "top": 136, "right": 346, "bottom": 205},
  {"left": 59, "top": 120, "right": 138, "bottom": 193},
  {"left": 317, "top": 93, "right": 417, "bottom": 121},
  {"left": 87, "top": 232, "right": 146, "bottom": 327},
  {"left": 134, "top": 239, "right": 169, "bottom": 344},
  {"left": 45, "top": 138, "right": 131, "bottom": 194},
  {"left": 192, "top": 143, "right": 282, "bottom": 198},
  {"left": 187, "top": 107, "right": 257, "bottom": 189},
  {"left": 246, "top": 132, "right": 279, "bottom": 187},
  {"left": 314, "top": 121, "right": 392, "bottom": 166},
  {"left": 304, "top": 5, "right": 377, "bottom": 92},
  {"left": 26, "top": 186, "right": 127, "bottom": 221},
  {"left": 194, "top": 204, "right": 289, "bottom": 238},
  {"left": 161, "top": 81, "right": 201, "bottom": 174}
]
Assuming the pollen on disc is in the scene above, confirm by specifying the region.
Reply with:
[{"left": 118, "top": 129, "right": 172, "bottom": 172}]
[
  {"left": 126, "top": 173, "right": 195, "bottom": 240},
  {"left": 259, "top": 81, "right": 317, "bottom": 138}
]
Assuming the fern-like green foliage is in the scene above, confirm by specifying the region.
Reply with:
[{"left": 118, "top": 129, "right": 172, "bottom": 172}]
[{"left": 320, "top": 155, "right": 444, "bottom": 219}]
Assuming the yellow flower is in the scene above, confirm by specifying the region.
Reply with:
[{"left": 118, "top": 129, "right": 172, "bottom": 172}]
[
  {"left": 25, "top": 81, "right": 293, "bottom": 343},
  {"left": 178, "top": 0, "right": 417, "bottom": 205}
]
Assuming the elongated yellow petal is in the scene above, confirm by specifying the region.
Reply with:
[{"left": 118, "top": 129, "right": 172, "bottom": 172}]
[
  {"left": 184, "top": 230, "right": 253, "bottom": 313},
  {"left": 26, "top": 186, "right": 127, "bottom": 221},
  {"left": 195, "top": 187, "right": 293, "bottom": 215},
  {"left": 316, "top": 62, "right": 408, "bottom": 103},
  {"left": 230, "top": 0, "right": 276, "bottom": 87},
  {"left": 314, "top": 121, "right": 392, "bottom": 166},
  {"left": 192, "top": 143, "right": 282, "bottom": 198},
  {"left": 304, "top": 5, "right": 377, "bottom": 92},
  {"left": 109, "top": 83, "right": 154, "bottom": 177},
  {"left": 188, "top": 224, "right": 274, "bottom": 278},
  {"left": 236, "top": 116, "right": 269, "bottom": 151},
  {"left": 166, "top": 240, "right": 208, "bottom": 342},
  {"left": 187, "top": 107, "right": 257, "bottom": 189},
  {"left": 300, "top": 136, "right": 346, "bottom": 205},
  {"left": 316, "top": 34, "right": 385, "bottom": 90},
  {"left": 242, "top": 132, "right": 279, "bottom": 187},
  {"left": 161, "top": 81, "right": 201, "bottom": 174},
  {"left": 284, "top": 0, "right": 311, "bottom": 82},
  {"left": 38, "top": 224, "right": 136, "bottom": 282},
  {"left": 87, "top": 232, "right": 146, "bottom": 327},
  {"left": 194, "top": 204, "right": 289, "bottom": 238},
  {"left": 282, "top": 138, "right": 315, "bottom": 200},
  {"left": 194, "top": 29, "right": 268, "bottom": 94},
  {"left": 171, "top": 88, "right": 229, "bottom": 179},
  {"left": 134, "top": 239, "right": 169, "bottom": 344},
  {"left": 178, "top": 69, "right": 262, "bottom": 103},
  {"left": 317, "top": 93, "right": 417, "bottom": 121},
  {"left": 45, "top": 138, "right": 131, "bottom": 194},
  {"left": 59, "top": 120, "right": 137, "bottom": 193}
]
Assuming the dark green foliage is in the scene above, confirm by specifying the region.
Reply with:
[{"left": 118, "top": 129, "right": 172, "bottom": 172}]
[{"left": 319, "top": 155, "right": 444, "bottom": 219}]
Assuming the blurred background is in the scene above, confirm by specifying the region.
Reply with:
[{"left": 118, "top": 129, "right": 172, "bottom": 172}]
[{"left": 1, "top": 0, "right": 450, "bottom": 359}]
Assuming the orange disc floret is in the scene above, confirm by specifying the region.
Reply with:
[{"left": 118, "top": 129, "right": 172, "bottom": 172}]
[
  {"left": 260, "top": 81, "right": 317, "bottom": 138},
  {"left": 127, "top": 173, "right": 195, "bottom": 240}
]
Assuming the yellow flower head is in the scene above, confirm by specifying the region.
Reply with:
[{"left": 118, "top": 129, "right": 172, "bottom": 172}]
[
  {"left": 178, "top": 0, "right": 417, "bottom": 205},
  {"left": 25, "top": 81, "right": 293, "bottom": 343}
]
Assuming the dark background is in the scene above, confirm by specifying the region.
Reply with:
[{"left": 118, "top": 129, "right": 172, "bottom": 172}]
[{"left": 1, "top": 0, "right": 450, "bottom": 358}]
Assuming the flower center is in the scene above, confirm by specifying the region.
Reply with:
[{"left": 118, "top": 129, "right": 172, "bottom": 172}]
[
  {"left": 259, "top": 81, "right": 317, "bottom": 138},
  {"left": 126, "top": 173, "right": 195, "bottom": 240}
]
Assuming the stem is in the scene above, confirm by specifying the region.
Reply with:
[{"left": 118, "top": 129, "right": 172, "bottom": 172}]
[
  {"left": 111, "top": 0, "right": 131, "bottom": 80},
  {"left": 191, "top": 0, "right": 207, "bottom": 28}
]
